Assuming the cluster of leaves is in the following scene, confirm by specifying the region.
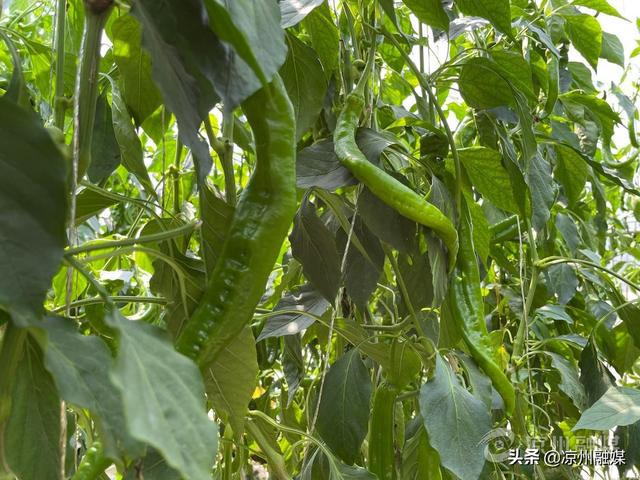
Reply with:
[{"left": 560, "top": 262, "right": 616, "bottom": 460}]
[{"left": 1, "top": 0, "right": 640, "bottom": 479}]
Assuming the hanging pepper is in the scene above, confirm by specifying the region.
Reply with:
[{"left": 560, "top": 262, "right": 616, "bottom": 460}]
[
  {"left": 446, "top": 198, "right": 515, "bottom": 415},
  {"left": 175, "top": 76, "right": 297, "bottom": 367}
]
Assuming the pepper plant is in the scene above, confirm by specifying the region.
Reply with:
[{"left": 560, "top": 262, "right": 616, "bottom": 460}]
[{"left": 0, "top": 0, "right": 639, "bottom": 479}]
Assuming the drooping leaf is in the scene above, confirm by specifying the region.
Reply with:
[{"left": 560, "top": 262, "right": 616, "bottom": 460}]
[
  {"left": 563, "top": 14, "right": 603, "bottom": 69},
  {"left": 419, "top": 355, "right": 491, "bottom": 480},
  {"left": 280, "top": 0, "right": 324, "bottom": 28},
  {"left": 3, "top": 335, "right": 61, "bottom": 480},
  {"left": 546, "top": 264, "right": 579, "bottom": 305},
  {"left": 290, "top": 199, "right": 341, "bottom": 302},
  {"left": 403, "top": 0, "right": 450, "bottom": 31},
  {"left": 572, "top": 0, "right": 624, "bottom": 18},
  {"left": 526, "top": 153, "right": 556, "bottom": 232},
  {"left": 459, "top": 147, "right": 519, "bottom": 214},
  {"left": 456, "top": 0, "right": 513, "bottom": 35},
  {"left": 297, "top": 139, "right": 357, "bottom": 191},
  {"left": 257, "top": 284, "right": 330, "bottom": 341},
  {"left": 205, "top": 326, "right": 258, "bottom": 438},
  {"left": 39, "top": 317, "right": 143, "bottom": 461},
  {"left": 88, "top": 94, "right": 121, "bottom": 183},
  {"left": 110, "top": 13, "right": 162, "bottom": 125},
  {"left": 574, "top": 386, "right": 640, "bottom": 431},
  {"left": 105, "top": 310, "right": 218, "bottom": 480},
  {"left": 546, "top": 352, "right": 587, "bottom": 410},
  {"left": 579, "top": 337, "right": 615, "bottom": 407},
  {"left": 554, "top": 143, "right": 588, "bottom": 207},
  {"left": 303, "top": 3, "right": 340, "bottom": 74},
  {"left": 206, "top": 0, "right": 287, "bottom": 86},
  {"left": 0, "top": 97, "right": 67, "bottom": 327},
  {"left": 316, "top": 349, "right": 373, "bottom": 465},
  {"left": 280, "top": 34, "right": 327, "bottom": 140},
  {"left": 490, "top": 49, "right": 535, "bottom": 101},
  {"left": 459, "top": 57, "right": 513, "bottom": 110},
  {"left": 600, "top": 32, "right": 625, "bottom": 67},
  {"left": 106, "top": 77, "right": 155, "bottom": 197}
]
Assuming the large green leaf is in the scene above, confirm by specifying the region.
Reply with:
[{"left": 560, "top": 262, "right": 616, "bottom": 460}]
[
  {"left": 419, "top": 355, "right": 491, "bottom": 480},
  {"left": 105, "top": 310, "right": 218, "bottom": 480},
  {"left": 39, "top": 317, "right": 143, "bottom": 461},
  {"left": 88, "top": 94, "right": 121, "bottom": 183},
  {"left": 290, "top": 199, "right": 341, "bottom": 302},
  {"left": 456, "top": 0, "right": 513, "bottom": 35},
  {"left": 204, "top": 327, "right": 258, "bottom": 438},
  {"left": 0, "top": 98, "right": 67, "bottom": 326},
  {"left": 546, "top": 352, "right": 587, "bottom": 410},
  {"left": 304, "top": 3, "right": 340, "bottom": 74},
  {"left": 206, "top": 0, "right": 287, "bottom": 86},
  {"left": 574, "top": 386, "right": 640, "bottom": 431},
  {"left": 458, "top": 57, "right": 513, "bottom": 109},
  {"left": 600, "top": 32, "right": 624, "bottom": 67},
  {"left": 280, "top": 34, "right": 327, "bottom": 140},
  {"left": 526, "top": 153, "right": 556, "bottom": 232},
  {"left": 572, "top": 0, "right": 623, "bottom": 18},
  {"left": 3, "top": 336, "right": 61, "bottom": 480},
  {"left": 563, "top": 14, "right": 603, "bottom": 69},
  {"left": 110, "top": 13, "right": 162, "bottom": 125},
  {"left": 280, "top": 0, "right": 324, "bottom": 28},
  {"left": 107, "top": 77, "right": 155, "bottom": 197},
  {"left": 257, "top": 285, "right": 330, "bottom": 341},
  {"left": 459, "top": 147, "right": 519, "bottom": 214},
  {"left": 553, "top": 144, "right": 588, "bottom": 207},
  {"left": 316, "top": 349, "right": 373, "bottom": 465},
  {"left": 403, "top": 0, "right": 449, "bottom": 31},
  {"left": 490, "top": 50, "right": 535, "bottom": 101}
]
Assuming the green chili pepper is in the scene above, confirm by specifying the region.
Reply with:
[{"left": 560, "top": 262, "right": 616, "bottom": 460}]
[
  {"left": 446, "top": 198, "right": 515, "bottom": 415},
  {"left": 489, "top": 215, "right": 519, "bottom": 244},
  {"left": 333, "top": 55, "right": 458, "bottom": 267},
  {"left": 74, "top": 0, "right": 114, "bottom": 179},
  {"left": 71, "top": 441, "right": 111, "bottom": 480},
  {"left": 368, "top": 383, "right": 398, "bottom": 480},
  {"left": 175, "top": 76, "right": 297, "bottom": 367}
]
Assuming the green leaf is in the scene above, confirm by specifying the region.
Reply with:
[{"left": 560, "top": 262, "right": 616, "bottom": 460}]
[
  {"left": 200, "top": 185, "right": 234, "bottom": 273},
  {"left": 88, "top": 94, "right": 121, "bottom": 183},
  {"left": 297, "top": 139, "right": 357, "bottom": 191},
  {"left": 205, "top": 327, "right": 258, "bottom": 438},
  {"left": 554, "top": 144, "right": 588, "bottom": 207},
  {"left": 536, "top": 304, "right": 573, "bottom": 323},
  {"left": 257, "top": 285, "right": 330, "bottom": 341},
  {"left": 75, "top": 187, "right": 119, "bottom": 224},
  {"left": 0, "top": 98, "right": 67, "bottom": 327},
  {"left": 456, "top": 0, "right": 513, "bottom": 35},
  {"left": 402, "top": 426, "right": 443, "bottom": 480},
  {"left": 3, "top": 336, "right": 61, "bottom": 480},
  {"left": 39, "top": 317, "right": 143, "bottom": 461},
  {"left": 459, "top": 57, "right": 513, "bottom": 109},
  {"left": 600, "top": 32, "right": 624, "bottom": 67},
  {"left": 546, "top": 264, "right": 578, "bottom": 304},
  {"left": 490, "top": 50, "right": 535, "bottom": 101},
  {"left": 337, "top": 218, "right": 385, "bottom": 309},
  {"left": 280, "top": 0, "right": 324, "bottom": 28},
  {"left": 303, "top": 3, "right": 340, "bottom": 74},
  {"left": 290, "top": 199, "right": 341, "bottom": 302},
  {"left": 546, "top": 352, "right": 587, "bottom": 410},
  {"left": 280, "top": 34, "right": 327, "bottom": 140},
  {"left": 574, "top": 386, "right": 640, "bottom": 431},
  {"left": 459, "top": 147, "right": 519, "bottom": 214},
  {"left": 107, "top": 77, "right": 155, "bottom": 198},
  {"left": 419, "top": 355, "right": 490, "bottom": 480},
  {"left": 579, "top": 337, "right": 615, "bottom": 407},
  {"left": 358, "top": 187, "right": 417, "bottom": 253},
  {"left": 105, "top": 310, "right": 218, "bottom": 480},
  {"left": 206, "top": 0, "right": 287, "bottom": 86},
  {"left": 402, "top": 0, "right": 450, "bottom": 31},
  {"left": 563, "top": 14, "right": 603, "bottom": 69},
  {"left": 572, "top": 0, "right": 624, "bottom": 18},
  {"left": 526, "top": 153, "right": 556, "bottom": 232},
  {"left": 110, "top": 14, "right": 162, "bottom": 125},
  {"left": 316, "top": 349, "right": 373, "bottom": 465}
]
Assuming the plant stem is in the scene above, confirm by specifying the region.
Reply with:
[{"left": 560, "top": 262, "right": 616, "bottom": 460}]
[
  {"left": 54, "top": 0, "right": 66, "bottom": 129},
  {"left": 221, "top": 114, "right": 236, "bottom": 205},
  {"left": 51, "top": 296, "right": 168, "bottom": 314},
  {"left": 65, "top": 220, "right": 200, "bottom": 256},
  {"left": 245, "top": 420, "right": 291, "bottom": 480},
  {"left": 512, "top": 223, "right": 539, "bottom": 359}
]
